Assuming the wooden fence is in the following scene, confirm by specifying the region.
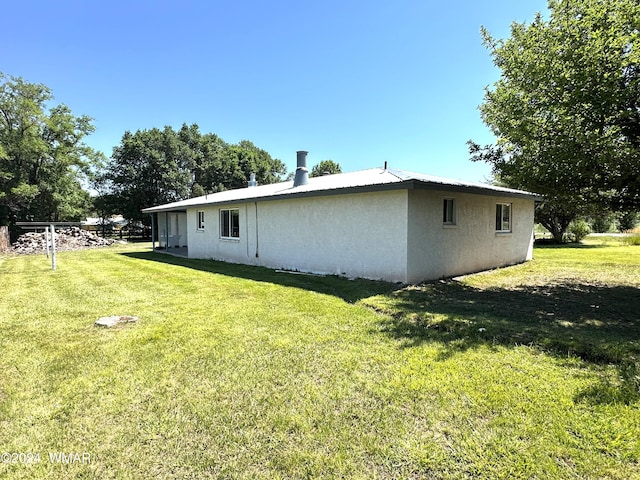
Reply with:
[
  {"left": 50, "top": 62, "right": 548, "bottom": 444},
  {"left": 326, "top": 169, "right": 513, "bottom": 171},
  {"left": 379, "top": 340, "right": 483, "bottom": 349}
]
[{"left": 0, "top": 226, "right": 9, "bottom": 252}]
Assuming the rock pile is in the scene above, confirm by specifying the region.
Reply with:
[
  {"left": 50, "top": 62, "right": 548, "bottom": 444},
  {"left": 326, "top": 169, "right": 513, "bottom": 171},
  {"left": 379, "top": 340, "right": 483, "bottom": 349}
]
[{"left": 12, "top": 227, "right": 120, "bottom": 255}]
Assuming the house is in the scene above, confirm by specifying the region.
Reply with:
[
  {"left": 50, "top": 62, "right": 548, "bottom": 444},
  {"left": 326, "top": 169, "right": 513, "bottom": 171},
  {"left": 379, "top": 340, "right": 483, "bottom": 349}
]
[{"left": 142, "top": 152, "right": 542, "bottom": 283}]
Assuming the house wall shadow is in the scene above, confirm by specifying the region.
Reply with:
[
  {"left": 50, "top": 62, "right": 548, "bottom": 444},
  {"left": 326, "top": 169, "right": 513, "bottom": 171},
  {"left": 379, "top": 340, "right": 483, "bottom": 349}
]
[
  {"left": 120, "top": 251, "right": 398, "bottom": 304},
  {"left": 121, "top": 251, "right": 639, "bottom": 405}
]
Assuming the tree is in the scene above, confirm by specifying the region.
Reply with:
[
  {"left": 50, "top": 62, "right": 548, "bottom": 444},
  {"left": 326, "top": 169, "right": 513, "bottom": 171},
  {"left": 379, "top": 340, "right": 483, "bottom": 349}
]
[
  {"left": 104, "top": 127, "right": 193, "bottom": 224},
  {"left": 103, "top": 124, "right": 287, "bottom": 224},
  {"left": 310, "top": 160, "right": 342, "bottom": 177},
  {"left": 0, "top": 72, "right": 102, "bottom": 232},
  {"left": 469, "top": 0, "right": 640, "bottom": 242},
  {"left": 618, "top": 211, "right": 638, "bottom": 232}
]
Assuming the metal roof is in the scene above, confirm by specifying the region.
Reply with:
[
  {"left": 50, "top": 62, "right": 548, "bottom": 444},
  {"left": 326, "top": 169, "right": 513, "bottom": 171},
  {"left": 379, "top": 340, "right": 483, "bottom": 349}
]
[{"left": 142, "top": 167, "right": 542, "bottom": 213}]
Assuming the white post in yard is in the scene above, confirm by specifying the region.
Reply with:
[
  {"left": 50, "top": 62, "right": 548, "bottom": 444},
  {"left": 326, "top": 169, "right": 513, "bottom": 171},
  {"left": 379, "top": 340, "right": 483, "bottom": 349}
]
[
  {"left": 45, "top": 226, "right": 50, "bottom": 259},
  {"left": 50, "top": 224, "right": 57, "bottom": 271}
]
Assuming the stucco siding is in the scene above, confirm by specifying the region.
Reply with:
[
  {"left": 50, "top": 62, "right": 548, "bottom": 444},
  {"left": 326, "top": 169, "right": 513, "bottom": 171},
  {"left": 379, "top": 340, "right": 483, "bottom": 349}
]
[
  {"left": 406, "top": 190, "right": 535, "bottom": 282},
  {"left": 255, "top": 191, "right": 409, "bottom": 281},
  {"left": 181, "top": 188, "right": 536, "bottom": 284},
  {"left": 187, "top": 206, "right": 248, "bottom": 260},
  {"left": 187, "top": 190, "right": 410, "bottom": 282}
]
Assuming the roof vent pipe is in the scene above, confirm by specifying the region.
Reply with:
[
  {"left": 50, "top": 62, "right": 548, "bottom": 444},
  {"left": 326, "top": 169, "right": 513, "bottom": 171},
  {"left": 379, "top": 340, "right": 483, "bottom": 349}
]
[
  {"left": 293, "top": 151, "right": 309, "bottom": 187},
  {"left": 248, "top": 172, "right": 258, "bottom": 187}
]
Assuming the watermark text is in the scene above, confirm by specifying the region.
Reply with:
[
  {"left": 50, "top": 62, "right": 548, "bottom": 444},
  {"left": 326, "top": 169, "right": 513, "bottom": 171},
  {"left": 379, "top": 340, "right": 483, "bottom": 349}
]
[{"left": 2, "top": 452, "right": 92, "bottom": 465}]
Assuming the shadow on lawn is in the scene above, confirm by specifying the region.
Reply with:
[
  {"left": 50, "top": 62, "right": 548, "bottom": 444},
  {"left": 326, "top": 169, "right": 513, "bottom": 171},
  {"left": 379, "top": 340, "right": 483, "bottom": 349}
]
[
  {"left": 375, "top": 280, "right": 640, "bottom": 405},
  {"left": 120, "top": 251, "right": 398, "bottom": 304},
  {"left": 122, "top": 251, "right": 639, "bottom": 404}
]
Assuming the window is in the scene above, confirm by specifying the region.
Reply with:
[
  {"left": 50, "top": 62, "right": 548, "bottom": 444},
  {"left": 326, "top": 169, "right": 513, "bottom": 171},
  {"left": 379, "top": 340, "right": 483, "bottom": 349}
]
[
  {"left": 443, "top": 198, "right": 456, "bottom": 225},
  {"left": 197, "top": 211, "right": 205, "bottom": 231},
  {"left": 220, "top": 208, "right": 240, "bottom": 238},
  {"left": 496, "top": 203, "right": 512, "bottom": 232}
]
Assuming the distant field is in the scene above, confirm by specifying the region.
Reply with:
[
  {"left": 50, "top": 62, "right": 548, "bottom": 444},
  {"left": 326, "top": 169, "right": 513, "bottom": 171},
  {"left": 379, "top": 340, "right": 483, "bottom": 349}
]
[{"left": 0, "top": 239, "right": 639, "bottom": 479}]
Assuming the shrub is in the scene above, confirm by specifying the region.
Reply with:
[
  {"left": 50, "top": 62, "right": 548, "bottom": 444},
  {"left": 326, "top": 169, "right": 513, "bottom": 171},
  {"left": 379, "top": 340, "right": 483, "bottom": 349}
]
[
  {"left": 568, "top": 219, "right": 590, "bottom": 243},
  {"left": 590, "top": 212, "right": 615, "bottom": 233},
  {"left": 618, "top": 212, "right": 639, "bottom": 232}
]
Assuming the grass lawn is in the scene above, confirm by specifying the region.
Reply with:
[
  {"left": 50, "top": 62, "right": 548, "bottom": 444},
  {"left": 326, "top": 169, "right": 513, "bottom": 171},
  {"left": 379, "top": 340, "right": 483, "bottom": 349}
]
[{"left": 1, "top": 237, "right": 639, "bottom": 478}]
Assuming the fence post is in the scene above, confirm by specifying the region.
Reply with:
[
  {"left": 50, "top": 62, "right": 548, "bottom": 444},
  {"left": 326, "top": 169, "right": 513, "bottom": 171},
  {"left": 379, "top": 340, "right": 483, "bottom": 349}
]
[
  {"left": 45, "top": 226, "right": 50, "bottom": 259},
  {"left": 50, "top": 224, "right": 57, "bottom": 271},
  {"left": 0, "top": 226, "right": 9, "bottom": 252}
]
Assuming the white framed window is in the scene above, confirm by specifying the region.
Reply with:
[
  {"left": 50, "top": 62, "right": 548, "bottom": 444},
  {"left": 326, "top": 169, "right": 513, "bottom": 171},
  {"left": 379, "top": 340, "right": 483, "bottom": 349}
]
[
  {"left": 496, "top": 203, "right": 512, "bottom": 232},
  {"left": 197, "top": 210, "right": 205, "bottom": 231},
  {"left": 220, "top": 208, "right": 240, "bottom": 238},
  {"left": 443, "top": 198, "right": 456, "bottom": 225}
]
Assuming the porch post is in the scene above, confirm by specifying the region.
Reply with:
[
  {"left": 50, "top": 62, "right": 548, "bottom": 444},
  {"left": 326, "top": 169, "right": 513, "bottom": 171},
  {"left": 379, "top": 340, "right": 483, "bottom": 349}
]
[
  {"left": 165, "top": 212, "right": 169, "bottom": 250},
  {"left": 150, "top": 213, "right": 156, "bottom": 251}
]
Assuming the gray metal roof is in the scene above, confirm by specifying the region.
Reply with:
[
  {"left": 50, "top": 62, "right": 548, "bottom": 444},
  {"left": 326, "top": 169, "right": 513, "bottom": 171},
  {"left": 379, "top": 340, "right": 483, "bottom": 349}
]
[{"left": 142, "top": 167, "right": 542, "bottom": 213}]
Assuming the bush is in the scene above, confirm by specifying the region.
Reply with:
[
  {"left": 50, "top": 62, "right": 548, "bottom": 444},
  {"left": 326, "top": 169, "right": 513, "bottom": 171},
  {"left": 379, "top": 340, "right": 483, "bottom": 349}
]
[
  {"left": 618, "top": 212, "right": 638, "bottom": 232},
  {"left": 590, "top": 213, "right": 615, "bottom": 233},
  {"left": 568, "top": 219, "right": 590, "bottom": 243}
]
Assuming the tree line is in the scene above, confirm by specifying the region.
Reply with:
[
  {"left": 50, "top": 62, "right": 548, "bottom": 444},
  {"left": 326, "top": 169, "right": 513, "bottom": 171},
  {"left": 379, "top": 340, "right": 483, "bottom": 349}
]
[
  {"left": 0, "top": 72, "right": 341, "bottom": 239},
  {"left": 94, "top": 125, "right": 288, "bottom": 226}
]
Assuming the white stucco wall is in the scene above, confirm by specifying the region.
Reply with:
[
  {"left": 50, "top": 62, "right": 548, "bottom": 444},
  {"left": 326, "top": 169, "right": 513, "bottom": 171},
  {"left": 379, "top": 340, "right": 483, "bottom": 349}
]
[
  {"left": 406, "top": 189, "right": 535, "bottom": 282},
  {"left": 182, "top": 188, "right": 535, "bottom": 283},
  {"left": 186, "top": 190, "right": 410, "bottom": 282},
  {"left": 187, "top": 206, "right": 247, "bottom": 260}
]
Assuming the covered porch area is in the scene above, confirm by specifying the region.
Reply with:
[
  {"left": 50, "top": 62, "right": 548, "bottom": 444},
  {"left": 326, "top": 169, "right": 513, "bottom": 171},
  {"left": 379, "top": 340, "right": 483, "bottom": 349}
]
[{"left": 150, "top": 210, "right": 189, "bottom": 257}]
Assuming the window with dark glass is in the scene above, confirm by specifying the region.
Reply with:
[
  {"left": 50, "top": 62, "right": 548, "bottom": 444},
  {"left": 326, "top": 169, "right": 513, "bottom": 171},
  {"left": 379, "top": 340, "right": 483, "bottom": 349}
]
[
  {"left": 220, "top": 209, "right": 240, "bottom": 238},
  {"left": 443, "top": 198, "right": 456, "bottom": 225},
  {"left": 197, "top": 211, "right": 205, "bottom": 230},
  {"left": 495, "top": 203, "right": 512, "bottom": 232}
]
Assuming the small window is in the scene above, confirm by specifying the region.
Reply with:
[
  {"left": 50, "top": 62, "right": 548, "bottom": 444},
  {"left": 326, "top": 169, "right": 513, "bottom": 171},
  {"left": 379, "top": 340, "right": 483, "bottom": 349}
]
[
  {"left": 443, "top": 198, "right": 456, "bottom": 225},
  {"left": 197, "top": 211, "right": 205, "bottom": 231},
  {"left": 496, "top": 203, "right": 512, "bottom": 232},
  {"left": 220, "top": 208, "right": 240, "bottom": 238}
]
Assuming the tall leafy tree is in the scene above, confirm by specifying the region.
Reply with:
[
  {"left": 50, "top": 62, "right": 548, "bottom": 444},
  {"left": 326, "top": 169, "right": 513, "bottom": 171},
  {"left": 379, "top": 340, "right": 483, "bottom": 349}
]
[
  {"left": 469, "top": 0, "right": 640, "bottom": 242},
  {"left": 177, "top": 124, "right": 226, "bottom": 196},
  {"left": 103, "top": 124, "right": 287, "bottom": 224},
  {"left": 310, "top": 160, "right": 342, "bottom": 177},
  {"left": 229, "top": 140, "right": 287, "bottom": 187},
  {"left": 105, "top": 127, "right": 193, "bottom": 223},
  {"left": 0, "top": 72, "right": 102, "bottom": 230}
]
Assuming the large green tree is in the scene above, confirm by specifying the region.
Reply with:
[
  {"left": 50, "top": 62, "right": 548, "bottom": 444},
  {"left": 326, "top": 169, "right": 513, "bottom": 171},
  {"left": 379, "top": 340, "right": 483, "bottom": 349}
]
[
  {"left": 0, "top": 73, "right": 102, "bottom": 230},
  {"left": 102, "top": 126, "right": 194, "bottom": 224},
  {"left": 469, "top": 0, "right": 640, "bottom": 242},
  {"left": 103, "top": 124, "right": 287, "bottom": 224},
  {"left": 310, "top": 160, "right": 342, "bottom": 177}
]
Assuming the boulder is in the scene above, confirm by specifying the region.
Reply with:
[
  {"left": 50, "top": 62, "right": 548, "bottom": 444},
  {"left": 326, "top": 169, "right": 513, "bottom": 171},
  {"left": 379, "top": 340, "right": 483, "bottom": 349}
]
[{"left": 95, "top": 315, "right": 139, "bottom": 327}]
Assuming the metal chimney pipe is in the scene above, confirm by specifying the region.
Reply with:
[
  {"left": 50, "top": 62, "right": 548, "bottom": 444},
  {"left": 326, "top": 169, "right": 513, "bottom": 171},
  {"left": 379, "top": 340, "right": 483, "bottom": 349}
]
[
  {"left": 293, "top": 151, "right": 309, "bottom": 187},
  {"left": 248, "top": 172, "right": 258, "bottom": 187}
]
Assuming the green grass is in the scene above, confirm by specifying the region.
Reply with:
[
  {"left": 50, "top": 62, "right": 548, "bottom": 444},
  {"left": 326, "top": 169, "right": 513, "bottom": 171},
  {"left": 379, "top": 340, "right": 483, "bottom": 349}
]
[
  {"left": 1, "top": 240, "right": 639, "bottom": 478},
  {"left": 623, "top": 234, "right": 640, "bottom": 246}
]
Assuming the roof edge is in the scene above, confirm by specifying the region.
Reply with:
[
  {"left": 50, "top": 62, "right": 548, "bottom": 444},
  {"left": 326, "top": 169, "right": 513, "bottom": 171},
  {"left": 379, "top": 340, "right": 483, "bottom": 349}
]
[{"left": 142, "top": 181, "right": 542, "bottom": 214}]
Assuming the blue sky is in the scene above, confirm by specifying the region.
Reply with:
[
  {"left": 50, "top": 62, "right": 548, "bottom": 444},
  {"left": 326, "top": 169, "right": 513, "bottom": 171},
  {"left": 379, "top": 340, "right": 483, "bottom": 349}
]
[{"left": 4, "top": 0, "right": 548, "bottom": 183}]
